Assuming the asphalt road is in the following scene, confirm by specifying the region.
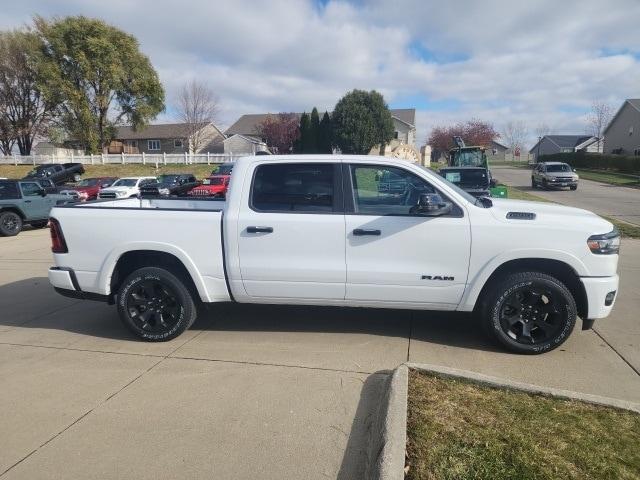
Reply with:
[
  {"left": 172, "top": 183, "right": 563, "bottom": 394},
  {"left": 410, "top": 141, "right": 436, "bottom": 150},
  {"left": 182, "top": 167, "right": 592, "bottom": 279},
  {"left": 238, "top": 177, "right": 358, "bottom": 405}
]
[
  {"left": 493, "top": 165, "right": 640, "bottom": 225},
  {"left": 1, "top": 230, "right": 639, "bottom": 479}
]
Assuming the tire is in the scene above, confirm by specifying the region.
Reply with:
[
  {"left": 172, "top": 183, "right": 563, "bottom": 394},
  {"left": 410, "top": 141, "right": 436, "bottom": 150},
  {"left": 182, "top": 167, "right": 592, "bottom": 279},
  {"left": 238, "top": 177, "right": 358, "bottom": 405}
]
[
  {"left": 480, "top": 271, "right": 576, "bottom": 354},
  {"left": 0, "top": 211, "right": 23, "bottom": 236},
  {"left": 116, "top": 267, "right": 197, "bottom": 341},
  {"left": 570, "top": 185, "right": 577, "bottom": 191},
  {"left": 531, "top": 177, "right": 536, "bottom": 189},
  {"left": 31, "top": 221, "right": 49, "bottom": 229}
]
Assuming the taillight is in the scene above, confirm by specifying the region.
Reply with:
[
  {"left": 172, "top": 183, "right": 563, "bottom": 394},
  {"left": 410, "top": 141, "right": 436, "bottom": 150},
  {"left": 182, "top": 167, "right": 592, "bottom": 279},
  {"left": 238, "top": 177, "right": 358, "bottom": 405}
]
[{"left": 49, "top": 218, "right": 68, "bottom": 253}]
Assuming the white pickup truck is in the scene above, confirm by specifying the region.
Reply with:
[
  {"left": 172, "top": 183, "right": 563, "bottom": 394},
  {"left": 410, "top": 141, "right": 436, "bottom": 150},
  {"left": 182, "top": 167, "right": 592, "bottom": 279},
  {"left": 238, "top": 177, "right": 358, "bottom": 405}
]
[{"left": 47, "top": 155, "right": 620, "bottom": 354}]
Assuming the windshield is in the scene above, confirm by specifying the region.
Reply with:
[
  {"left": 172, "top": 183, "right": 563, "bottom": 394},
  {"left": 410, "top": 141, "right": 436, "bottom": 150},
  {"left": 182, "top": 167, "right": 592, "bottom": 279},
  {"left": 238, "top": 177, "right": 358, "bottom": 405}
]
[
  {"left": 204, "top": 177, "right": 224, "bottom": 185},
  {"left": 418, "top": 166, "right": 481, "bottom": 205},
  {"left": 112, "top": 179, "right": 137, "bottom": 187},
  {"left": 442, "top": 169, "right": 489, "bottom": 188},
  {"left": 77, "top": 179, "right": 100, "bottom": 187},
  {"left": 216, "top": 164, "right": 233, "bottom": 175},
  {"left": 546, "top": 163, "right": 572, "bottom": 173},
  {"left": 451, "top": 149, "right": 486, "bottom": 167},
  {"left": 156, "top": 175, "right": 179, "bottom": 184}
]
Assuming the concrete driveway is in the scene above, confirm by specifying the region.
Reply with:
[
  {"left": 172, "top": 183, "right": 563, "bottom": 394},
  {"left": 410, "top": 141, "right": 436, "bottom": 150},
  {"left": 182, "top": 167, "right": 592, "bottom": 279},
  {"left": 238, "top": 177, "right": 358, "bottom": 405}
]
[
  {"left": 1, "top": 229, "right": 639, "bottom": 479},
  {"left": 494, "top": 165, "right": 640, "bottom": 225}
]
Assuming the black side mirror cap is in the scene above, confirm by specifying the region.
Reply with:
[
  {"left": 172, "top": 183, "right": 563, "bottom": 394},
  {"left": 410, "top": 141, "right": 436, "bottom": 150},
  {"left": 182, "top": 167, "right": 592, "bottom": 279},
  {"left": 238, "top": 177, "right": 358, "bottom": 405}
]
[{"left": 412, "top": 193, "right": 453, "bottom": 216}]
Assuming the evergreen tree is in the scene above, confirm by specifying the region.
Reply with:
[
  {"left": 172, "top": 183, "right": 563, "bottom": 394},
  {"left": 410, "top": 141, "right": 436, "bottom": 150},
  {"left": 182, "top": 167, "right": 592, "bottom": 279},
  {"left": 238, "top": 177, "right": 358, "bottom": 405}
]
[
  {"left": 308, "top": 107, "right": 320, "bottom": 153},
  {"left": 297, "top": 112, "right": 310, "bottom": 153},
  {"left": 318, "top": 111, "right": 332, "bottom": 153}
]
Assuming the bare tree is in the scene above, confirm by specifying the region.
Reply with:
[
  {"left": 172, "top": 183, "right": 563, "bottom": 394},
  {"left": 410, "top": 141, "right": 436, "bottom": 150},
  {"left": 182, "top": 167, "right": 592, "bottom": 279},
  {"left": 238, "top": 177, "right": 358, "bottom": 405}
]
[
  {"left": 587, "top": 100, "right": 612, "bottom": 152},
  {"left": 501, "top": 120, "right": 528, "bottom": 154},
  {"left": 534, "top": 122, "right": 551, "bottom": 139},
  {"left": 175, "top": 79, "right": 220, "bottom": 153}
]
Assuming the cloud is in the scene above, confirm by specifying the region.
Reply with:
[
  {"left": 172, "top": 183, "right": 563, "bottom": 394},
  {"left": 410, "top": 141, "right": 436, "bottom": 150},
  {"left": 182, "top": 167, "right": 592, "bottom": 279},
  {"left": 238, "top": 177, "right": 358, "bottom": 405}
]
[{"left": 2, "top": 0, "right": 639, "bottom": 146}]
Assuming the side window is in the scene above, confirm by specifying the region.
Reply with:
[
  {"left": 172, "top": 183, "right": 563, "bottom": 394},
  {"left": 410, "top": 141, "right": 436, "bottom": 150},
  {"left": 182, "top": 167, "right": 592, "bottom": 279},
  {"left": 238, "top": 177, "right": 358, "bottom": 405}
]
[
  {"left": 0, "top": 182, "right": 20, "bottom": 200},
  {"left": 251, "top": 163, "right": 335, "bottom": 213},
  {"left": 350, "top": 165, "right": 442, "bottom": 216},
  {"left": 20, "top": 182, "right": 43, "bottom": 197}
]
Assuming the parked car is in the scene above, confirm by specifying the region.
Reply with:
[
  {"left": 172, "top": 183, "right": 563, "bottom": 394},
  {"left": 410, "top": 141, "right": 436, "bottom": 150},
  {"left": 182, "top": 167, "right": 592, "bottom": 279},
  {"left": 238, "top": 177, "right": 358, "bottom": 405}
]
[
  {"left": 439, "top": 166, "right": 494, "bottom": 198},
  {"left": 139, "top": 174, "right": 200, "bottom": 197},
  {"left": 97, "top": 177, "right": 157, "bottom": 199},
  {"left": 23, "top": 163, "right": 85, "bottom": 185},
  {"left": 0, "top": 179, "right": 76, "bottom": 236},
  {"left": 48, "top": 155, "right": 619, "bottom": 354},
  {"left": 66, "top": 177, "right": 118, "bottom": 201},
  {"left": 213, "top": 163, "right": 234, "bottom": 176},
  {"left": 188, "top": 174, "right": 230, "bottom": 198},
  {"left": 532, "top": 162, "right": 579, "bottom": 190}
]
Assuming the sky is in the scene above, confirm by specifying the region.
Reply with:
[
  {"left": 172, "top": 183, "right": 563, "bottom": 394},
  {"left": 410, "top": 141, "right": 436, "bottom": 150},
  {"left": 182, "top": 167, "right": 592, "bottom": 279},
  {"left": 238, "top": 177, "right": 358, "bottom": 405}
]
[{"left": 2, "top": 0, "right": 639, "bottom": 148}]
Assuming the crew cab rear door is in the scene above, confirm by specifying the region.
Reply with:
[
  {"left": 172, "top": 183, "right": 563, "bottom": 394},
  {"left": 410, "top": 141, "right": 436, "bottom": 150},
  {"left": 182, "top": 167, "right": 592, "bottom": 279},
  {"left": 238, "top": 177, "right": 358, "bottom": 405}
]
[
  {"left": 236, "top": 161, "right": 346, "bottom": 300},
  {"left": 344, "top": 163, "right": 471, "bottom": 307}
]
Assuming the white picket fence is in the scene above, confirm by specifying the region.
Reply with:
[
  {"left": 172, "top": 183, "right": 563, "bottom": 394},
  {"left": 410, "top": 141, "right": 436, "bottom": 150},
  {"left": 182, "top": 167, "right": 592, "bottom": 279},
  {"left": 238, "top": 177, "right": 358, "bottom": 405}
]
[{"left": 0, "top": 152, "right": 243, "bottom": 166}]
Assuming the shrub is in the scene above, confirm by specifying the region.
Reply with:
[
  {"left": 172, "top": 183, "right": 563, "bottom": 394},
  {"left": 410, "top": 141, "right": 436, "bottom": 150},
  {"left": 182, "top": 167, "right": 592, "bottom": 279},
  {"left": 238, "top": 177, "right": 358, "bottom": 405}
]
[{"left": 538, "top": 152, "right": 640, "bottom": 173}]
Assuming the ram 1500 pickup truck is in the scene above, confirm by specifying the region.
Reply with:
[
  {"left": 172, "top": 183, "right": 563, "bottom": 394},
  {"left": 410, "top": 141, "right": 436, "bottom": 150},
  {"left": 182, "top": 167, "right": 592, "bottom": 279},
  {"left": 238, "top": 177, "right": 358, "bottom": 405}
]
[
  {"left": 24, "top": 163, "right": 85, "bottom": 185},
  {"left": 47, "top": 155, "right": 620, "bottom": 354}
]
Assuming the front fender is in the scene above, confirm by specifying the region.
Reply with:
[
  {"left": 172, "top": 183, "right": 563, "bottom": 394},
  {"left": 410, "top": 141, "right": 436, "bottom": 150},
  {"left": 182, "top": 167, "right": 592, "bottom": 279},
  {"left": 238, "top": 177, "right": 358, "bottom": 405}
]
[{"left": 457, "top": 248, "right": 588, "bottom": 312}]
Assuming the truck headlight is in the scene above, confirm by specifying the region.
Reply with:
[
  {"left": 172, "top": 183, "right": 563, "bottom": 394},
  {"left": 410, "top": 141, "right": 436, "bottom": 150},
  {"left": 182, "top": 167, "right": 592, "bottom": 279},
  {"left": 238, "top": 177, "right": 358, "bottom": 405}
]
[
  {"left": 587, "top": 228, "right": 620, "bottom": 254},
  {"left": 548, "top": 177, "right": 557, "bottom": 182}
]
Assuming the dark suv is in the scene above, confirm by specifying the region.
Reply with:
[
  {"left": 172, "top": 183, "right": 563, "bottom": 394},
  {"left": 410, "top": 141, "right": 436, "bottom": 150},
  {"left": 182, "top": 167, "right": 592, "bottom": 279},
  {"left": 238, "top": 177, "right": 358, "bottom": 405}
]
[{"left": 139, "top": 174, "right": 200, "bottom": 197}]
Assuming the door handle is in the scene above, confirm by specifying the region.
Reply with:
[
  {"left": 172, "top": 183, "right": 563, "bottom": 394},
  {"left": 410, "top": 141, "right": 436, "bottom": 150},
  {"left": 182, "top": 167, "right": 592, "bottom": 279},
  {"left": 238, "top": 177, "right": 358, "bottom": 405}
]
[
  {"left": 247, "top": 226, "right": 273, "bottom": 234},
  {"left": 353, "top": 228, "right": 381, "bottom": 236},
  {"left": 24, "top": 200, "right": 32, "bottom": 203}
]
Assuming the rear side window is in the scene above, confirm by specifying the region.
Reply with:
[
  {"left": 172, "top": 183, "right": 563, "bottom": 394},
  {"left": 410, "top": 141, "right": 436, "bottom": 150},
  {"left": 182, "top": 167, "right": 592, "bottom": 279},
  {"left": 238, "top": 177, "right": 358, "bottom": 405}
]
[
  {"left": 0, "top": 182, "right": 20, "bottom": 200},
  {"left": 251, "top": 163, "right": 335, "bottom": 213}
]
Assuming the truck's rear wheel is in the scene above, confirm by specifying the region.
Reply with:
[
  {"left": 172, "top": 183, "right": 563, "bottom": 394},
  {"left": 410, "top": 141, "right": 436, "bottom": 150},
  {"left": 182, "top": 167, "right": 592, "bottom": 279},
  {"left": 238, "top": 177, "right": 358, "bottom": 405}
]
[
  {"left": 0, "top": 211, "right": 23, "bottom": 236},
  {"left": 480, "top": 271, "right": 576, "bottom": 354},
  {"left": 116, "top": 267, "right": 196, "bottom": 341}
]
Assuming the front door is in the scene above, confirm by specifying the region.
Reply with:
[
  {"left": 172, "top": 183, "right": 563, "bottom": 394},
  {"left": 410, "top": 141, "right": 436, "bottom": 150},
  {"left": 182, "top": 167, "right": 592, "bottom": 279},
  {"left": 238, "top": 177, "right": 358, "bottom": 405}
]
[
  {"left": 237, "top": 162, "right": 346, "bottom": 300},
  {"left": 19, "top": 182, "right": 52, "bottom": 220},
  {"left": 344, "top": 164, "right": 471, "bottom": 307}
]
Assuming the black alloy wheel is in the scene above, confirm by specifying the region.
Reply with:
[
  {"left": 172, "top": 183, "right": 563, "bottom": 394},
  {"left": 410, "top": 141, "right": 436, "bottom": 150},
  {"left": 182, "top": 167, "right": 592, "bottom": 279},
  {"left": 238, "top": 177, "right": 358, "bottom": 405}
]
[
  {"left": 481, "top": 271, "right": 576, "bottom": 354},
  {"left": 0, "top": 211, "right": 23, "bottom": 236},
  {"left": 117, "top": 267, "right": 196, "bottom": 341}
]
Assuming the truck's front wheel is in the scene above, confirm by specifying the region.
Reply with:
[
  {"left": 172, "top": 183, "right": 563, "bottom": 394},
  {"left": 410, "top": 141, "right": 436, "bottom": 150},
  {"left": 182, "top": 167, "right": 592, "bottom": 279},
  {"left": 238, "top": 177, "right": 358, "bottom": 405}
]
[
  {"left": 480, "top": 271, "right": 576, "bottom": 354},
  {"left": 116, "top": 267, "right": 197, "bottom": 341}
]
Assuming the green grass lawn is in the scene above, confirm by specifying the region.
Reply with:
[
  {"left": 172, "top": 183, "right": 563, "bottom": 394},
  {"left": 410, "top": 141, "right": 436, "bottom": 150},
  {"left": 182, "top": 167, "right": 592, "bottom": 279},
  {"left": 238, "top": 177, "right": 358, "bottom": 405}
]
[
  {"left": 406, "top": 370, "right": 640, "bottom": 480},
  {"left": 0, "top": 163, "right": 223, "bottom": 180},
  {"left": 576, "top": 169, "right": 640, "bottom": 187}
]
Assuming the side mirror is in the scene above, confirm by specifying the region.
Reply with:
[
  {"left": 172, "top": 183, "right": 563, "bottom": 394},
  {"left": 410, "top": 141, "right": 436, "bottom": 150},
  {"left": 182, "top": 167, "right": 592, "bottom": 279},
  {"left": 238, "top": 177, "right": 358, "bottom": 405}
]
[
  {"left": 39, "top": 189, "right": 47, "bottom": 197},
  {"left": 572, "top": 168, "right": 577, "bottom": 172},
  {"left": 101, "top": 183, "right": 111, "bottom": 188},
  {"left": 411, "top": 193, "right": 452, "bottom": 216},
  {"left": 489, "top": 178, "right": 497, "bottom": 188}
]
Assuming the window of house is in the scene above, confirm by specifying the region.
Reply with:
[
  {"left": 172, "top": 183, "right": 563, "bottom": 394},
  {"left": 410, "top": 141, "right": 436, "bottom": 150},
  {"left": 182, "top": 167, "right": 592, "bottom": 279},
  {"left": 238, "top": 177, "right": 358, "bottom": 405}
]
[
  {"left": 394, "top": 131, "right": 399, "bottom": 139},
  {"left": 129, "top": 140, "right": 138, "bottom": 148},
  {"left": 174, "top": 139, "right": 183, "bottom": 148},
  {"left": 251, "top": 163, "right": 335, "bottom": 213},
  {"left": 148, "top": 140, "right": 161, "bottom": 151},
  {"left": 560, "top": 148, "right": 573, "bottom": 153},
  {"left": 630, "top": 126, "right": 634, "bottom": 136}
]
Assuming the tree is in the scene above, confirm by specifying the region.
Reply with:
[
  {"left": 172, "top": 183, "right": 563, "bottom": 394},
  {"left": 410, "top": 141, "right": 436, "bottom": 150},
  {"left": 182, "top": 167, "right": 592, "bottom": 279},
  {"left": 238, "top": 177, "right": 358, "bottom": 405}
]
[
  {"left": 297, "top": 112, "right": 310, "bottom": 153},
  {"left": 175, "top": 79, "right": 219, "bottom": 153},
  {"left": 257, "top": 112, "right": 299, "bottom": 154},
  {"left": 501, "top": 120, "right": 528, "bottom": 154},
  {"left": 534, "top": 122, "right": 551, "bottom": 139},
  {"left": 332, "top": 89, "right": 394, "bottom": 155},
  {"left": 308, "top": 107, "right": 320, "bottom": 153},
  {"left": 0, "top": 29, "right": 53, "bottom": 155},
  {"left": 587, "top": 100, "right": 612, "bottom": 152},
  {"left": 34, "top": 16, "right": 165, "bottom": 153},
  {"left": 427, "top": 119, "right": 498, "bottom": 159},
  {"left": 318, "top": 111, "right": 332, "bottom": 153}
]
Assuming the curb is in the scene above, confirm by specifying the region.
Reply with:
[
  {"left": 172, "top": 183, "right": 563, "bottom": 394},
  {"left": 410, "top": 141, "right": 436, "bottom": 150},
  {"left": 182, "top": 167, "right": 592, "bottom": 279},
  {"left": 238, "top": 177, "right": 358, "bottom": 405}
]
[
  {"left": 368, "top": 362, "right": 640, "bottom": 480},
  {"left": 365, "top": 365, "right": 408, "bottom": 480}
]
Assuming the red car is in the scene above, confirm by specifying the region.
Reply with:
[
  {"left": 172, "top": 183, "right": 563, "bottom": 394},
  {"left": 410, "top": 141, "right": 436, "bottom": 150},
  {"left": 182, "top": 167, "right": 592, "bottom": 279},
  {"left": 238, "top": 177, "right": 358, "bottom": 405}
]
[
  {"left": 69, "top": 177, "right": 118, "bottom": 201},
  {"left": 188, "top": 174, "right": 230, "bottom": 198}
]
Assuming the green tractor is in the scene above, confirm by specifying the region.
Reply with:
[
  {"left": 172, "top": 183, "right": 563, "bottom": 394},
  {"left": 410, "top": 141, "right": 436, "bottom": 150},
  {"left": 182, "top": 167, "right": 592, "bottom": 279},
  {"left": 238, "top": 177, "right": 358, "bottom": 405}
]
[{"left": 438, "top": 136, "right": 507, "bottom": 198}]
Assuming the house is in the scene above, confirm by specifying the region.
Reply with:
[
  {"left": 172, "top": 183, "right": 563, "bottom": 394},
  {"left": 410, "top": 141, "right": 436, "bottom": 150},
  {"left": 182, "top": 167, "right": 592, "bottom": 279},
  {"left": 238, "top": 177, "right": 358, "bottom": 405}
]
[
  {"left": 225, "top": 108, "right": 417, "bottom": 153},
  {"left": 107, "top": 122, "right": 225, "bottom": 154},
  {"left": 529, "top": 135, "right": 601, "bottom": 159},
  {"left": 603, "top": 99, "right": 640, "bottom": 155},
  {"left": 223, "top": 134, "right": 269, "bottom": 155},
  {"left": 34, "top": 142, "right": 84, "bottom": 157},
  {"left": 490, "top": 140, "right": 509, "bottom": 155}
]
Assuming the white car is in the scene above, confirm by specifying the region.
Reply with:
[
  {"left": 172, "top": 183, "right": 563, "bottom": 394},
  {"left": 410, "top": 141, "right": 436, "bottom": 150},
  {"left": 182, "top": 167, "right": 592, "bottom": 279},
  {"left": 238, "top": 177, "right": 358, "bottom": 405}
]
[
  {"left": 97, "top": 177, "right": 156, "bottom": 199},
  {"left": 48, "top": 155, "right": 619, "bottom": 354}
]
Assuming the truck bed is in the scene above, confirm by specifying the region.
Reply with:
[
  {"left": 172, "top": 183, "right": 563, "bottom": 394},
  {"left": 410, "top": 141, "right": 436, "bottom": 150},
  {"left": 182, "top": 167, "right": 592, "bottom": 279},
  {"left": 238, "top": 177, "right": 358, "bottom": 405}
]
[{"left": 50, "top": 197, "right": 230, "bottom": 302}]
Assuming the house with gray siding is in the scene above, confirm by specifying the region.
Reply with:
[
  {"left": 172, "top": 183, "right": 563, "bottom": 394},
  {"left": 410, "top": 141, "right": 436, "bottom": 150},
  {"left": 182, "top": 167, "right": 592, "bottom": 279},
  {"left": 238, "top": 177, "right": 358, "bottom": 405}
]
[
  {"left": 223, "top": 134, "right": 269, "bottom": 155},
  {"left": 107, "top": 122, "right": 225, "bottom": 154},
  {"left": 529, "top": 135, "right": 600, "bottom": 160},
  {"left": 603, "top": 99, "right": 640, "bottom": 155}
]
